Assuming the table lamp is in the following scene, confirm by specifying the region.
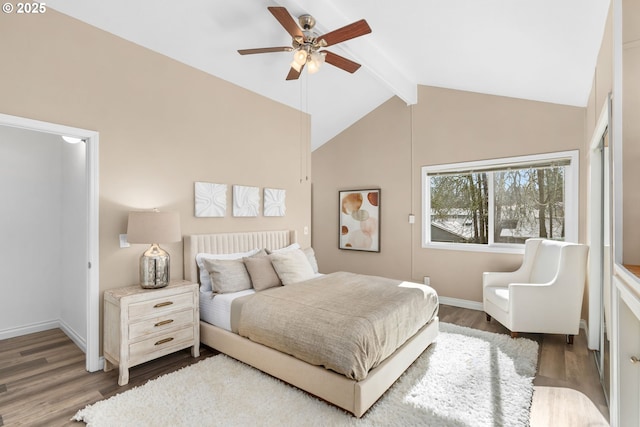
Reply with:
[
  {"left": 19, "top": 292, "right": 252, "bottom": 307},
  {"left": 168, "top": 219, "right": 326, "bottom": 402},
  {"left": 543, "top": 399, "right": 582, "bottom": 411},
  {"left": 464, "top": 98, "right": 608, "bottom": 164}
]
[{"left": 127, "top": 210, "right": 181, "bottom": 288}]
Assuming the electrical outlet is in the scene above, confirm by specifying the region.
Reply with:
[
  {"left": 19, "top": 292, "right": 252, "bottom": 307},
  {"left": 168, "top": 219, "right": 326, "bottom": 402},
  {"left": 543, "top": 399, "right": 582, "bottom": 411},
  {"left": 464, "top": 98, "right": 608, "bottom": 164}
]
[
  {"left": 119, "top": 234, "right": 130, "bottom": 248},
  {"left": 303, "top": 226, "right": 309, "bottom": 235},
  {"left": 424, "top": 276, "right": 430, "bottom": 286},
  {"left": 408, "top": 214, "right": 415, "bottom": 224}
]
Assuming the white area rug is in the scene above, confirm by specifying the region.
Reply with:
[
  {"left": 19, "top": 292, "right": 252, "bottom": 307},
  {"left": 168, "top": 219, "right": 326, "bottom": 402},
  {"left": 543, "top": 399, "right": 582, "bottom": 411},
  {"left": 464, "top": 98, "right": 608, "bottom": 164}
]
[{"left": 73, "top": 323, "right": 538, "bottom": 426}]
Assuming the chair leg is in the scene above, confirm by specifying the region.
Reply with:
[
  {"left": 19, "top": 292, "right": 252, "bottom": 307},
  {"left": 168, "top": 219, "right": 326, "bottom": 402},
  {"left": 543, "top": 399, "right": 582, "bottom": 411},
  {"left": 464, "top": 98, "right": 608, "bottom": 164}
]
[
  {"left": 566, "top": 334, "right": 574, "bottom": 345},
  {"left": 485, "top": 313, "right": 491, "bottom": 322},
  {"left": 511, "top": 332, "right": 519, "bottom": 338}
]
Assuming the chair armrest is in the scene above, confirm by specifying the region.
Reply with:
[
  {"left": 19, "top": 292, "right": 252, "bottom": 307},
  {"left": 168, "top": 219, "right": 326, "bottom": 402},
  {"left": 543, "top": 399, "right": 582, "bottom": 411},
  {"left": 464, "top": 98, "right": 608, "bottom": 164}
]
[
  {"left": 508, "top": 281, "right": 582, "bottom": 334},
  {"left": 508, "top": 282, "right": 551, "bottom": 303},
  {"left": 483, "top": 269, "right": 530, "bottom": 289},
  {"left": 509, "top": 279, "right": 582, "bottom": 312}
]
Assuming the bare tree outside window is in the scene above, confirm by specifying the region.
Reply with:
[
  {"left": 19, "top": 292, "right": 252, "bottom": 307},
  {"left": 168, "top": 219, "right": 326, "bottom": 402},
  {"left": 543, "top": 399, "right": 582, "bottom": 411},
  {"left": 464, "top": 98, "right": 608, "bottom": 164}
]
[
  {"left": 430, "top": 173, "right": 488, "bottom": 243},
  {"left": 429, "top": 165, "right": 566, "bottom": 245},
  {"left": 494, "top": 166, "right": 565, "bottom": 243}
]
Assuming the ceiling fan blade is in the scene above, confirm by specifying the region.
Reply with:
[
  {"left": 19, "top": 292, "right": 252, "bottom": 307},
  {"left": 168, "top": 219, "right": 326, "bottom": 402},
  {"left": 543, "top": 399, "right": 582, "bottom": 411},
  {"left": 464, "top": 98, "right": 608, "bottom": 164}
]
[
  {"left": 323, "top": 50, "right": 361, "bottom": 73},
  {"left": 268, "top": 6, "right": 303, "bottom": 39},
  {"left": 317, "top": 19, "right": 371, "bottom": 47},
  {"left": 238, "top": 47, "right": 293, "bottom": 55},
  {"left": 286, "top": 64, "right": 304, "bottom": 81}
]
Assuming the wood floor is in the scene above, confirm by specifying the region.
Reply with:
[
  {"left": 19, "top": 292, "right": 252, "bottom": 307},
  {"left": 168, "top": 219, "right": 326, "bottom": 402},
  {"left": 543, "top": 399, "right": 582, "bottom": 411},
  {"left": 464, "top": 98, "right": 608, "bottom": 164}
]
[{"left": 0, "top": 305, "right": 609, "bottom": 426}]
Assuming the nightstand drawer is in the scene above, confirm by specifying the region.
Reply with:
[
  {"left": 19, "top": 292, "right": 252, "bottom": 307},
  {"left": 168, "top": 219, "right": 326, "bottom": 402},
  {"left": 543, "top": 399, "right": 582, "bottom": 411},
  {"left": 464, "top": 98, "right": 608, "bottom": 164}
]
[
  {"left": 129, "top": 308, "right": 194, "bottom": 340},
  {"left": 129, "top": 326, "right": 194, "bottom": 363},
  {"left": 128, "top": 292, "right": 194, "bottom": 319}
]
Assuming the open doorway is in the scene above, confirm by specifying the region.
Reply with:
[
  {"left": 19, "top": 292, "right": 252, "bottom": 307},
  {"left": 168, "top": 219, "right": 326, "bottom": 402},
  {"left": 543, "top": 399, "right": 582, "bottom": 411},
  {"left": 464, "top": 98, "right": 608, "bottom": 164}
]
[{"left": 0, "top": 113, "right": 100, "bottom": 372}]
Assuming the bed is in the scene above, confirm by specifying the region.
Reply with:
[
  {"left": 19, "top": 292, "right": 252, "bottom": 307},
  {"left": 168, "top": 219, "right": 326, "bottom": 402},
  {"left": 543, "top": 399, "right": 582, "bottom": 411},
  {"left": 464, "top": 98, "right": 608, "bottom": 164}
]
[{"left": 184, "top": 230, "right": 439, "bottom": 417}]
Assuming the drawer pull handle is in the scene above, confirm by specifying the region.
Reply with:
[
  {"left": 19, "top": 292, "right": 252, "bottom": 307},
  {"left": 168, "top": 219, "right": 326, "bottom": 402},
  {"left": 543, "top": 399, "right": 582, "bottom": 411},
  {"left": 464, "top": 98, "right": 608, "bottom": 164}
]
[
  {"left": 631, "top": 356, "right": 640, "bottom": 364},
  {"left": 155, "top": 337, "right": 174, "bottom": 346},
  {"left": 154, "top": 319, "right": 174, "bottom": 327},
  {"left": 153, "top": 301, "right": 173, "bottom": 308}
]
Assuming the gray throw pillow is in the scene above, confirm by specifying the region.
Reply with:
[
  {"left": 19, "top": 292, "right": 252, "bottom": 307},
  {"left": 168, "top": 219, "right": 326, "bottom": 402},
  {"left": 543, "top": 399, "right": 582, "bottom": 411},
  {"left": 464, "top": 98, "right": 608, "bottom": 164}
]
[
  {"left": 243, "top": 255, "right": 282, "bottom": 291},
  {"left": 203, "top": 258, "right": 252, "bottom": 294}
]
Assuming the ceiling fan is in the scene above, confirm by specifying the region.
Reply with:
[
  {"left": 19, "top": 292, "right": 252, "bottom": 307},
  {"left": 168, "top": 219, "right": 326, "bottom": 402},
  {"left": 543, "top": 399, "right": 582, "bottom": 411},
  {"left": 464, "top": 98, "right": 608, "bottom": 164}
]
[{"left": 238, "top": 6, "right": 372, "bottom": 80}]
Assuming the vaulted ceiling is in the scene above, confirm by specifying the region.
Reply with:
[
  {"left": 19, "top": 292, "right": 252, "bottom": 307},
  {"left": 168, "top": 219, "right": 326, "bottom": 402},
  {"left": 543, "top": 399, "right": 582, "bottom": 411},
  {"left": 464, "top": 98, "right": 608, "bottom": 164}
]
[{"left": 48, "top": 0, "right": 610, "bottom": 150}]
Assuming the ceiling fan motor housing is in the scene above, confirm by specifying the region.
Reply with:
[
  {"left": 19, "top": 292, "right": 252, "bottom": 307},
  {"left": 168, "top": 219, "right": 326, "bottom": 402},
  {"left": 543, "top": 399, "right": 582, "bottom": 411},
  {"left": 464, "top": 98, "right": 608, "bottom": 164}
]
[{"left": 298, "top": 14, "right": 316, "bottom": 30}]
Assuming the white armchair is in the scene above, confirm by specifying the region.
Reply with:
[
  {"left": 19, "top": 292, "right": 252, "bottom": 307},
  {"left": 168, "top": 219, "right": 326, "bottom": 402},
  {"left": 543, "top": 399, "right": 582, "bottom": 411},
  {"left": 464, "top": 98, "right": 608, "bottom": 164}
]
[{"left": 483, "top": 238, "right": 589, "bottom": 344}]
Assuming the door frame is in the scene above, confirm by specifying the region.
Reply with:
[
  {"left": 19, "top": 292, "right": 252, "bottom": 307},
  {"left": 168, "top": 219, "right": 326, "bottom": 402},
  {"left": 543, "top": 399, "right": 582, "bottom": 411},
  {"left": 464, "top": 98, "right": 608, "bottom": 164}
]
[
  {"left": 587, "top": 97, "right": 610, "bottom": 351},
  {"left": 0, "top": 113, "right": 100, "bottom": 372}
]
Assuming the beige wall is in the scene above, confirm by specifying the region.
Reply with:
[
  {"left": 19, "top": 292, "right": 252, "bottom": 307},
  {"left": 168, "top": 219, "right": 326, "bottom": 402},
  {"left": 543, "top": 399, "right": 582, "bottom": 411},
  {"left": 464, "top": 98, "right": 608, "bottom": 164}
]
[
  {"left": 586, "top": 3, "right": 614, "bottom": 139},
  {"left": 583, "top": 3, "right": 613, "bottom": 320},
  {"left": 312, "top": 97, "right": 413, "bottom": 280},
  {"left": 0, "top": 11, "right": 311, "bottom": 334},
  {"left": 313, "top": 86, "right": 585, "bottom": 303},
  {"left": 622, "top": 0, "right": 640, "bottom": 264}
]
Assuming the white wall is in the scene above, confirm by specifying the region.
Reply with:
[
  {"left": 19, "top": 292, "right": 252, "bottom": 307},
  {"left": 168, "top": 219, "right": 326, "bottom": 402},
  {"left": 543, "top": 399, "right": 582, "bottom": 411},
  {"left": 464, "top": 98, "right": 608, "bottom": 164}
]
[
  {"left": 0, "top": 126, "right": 86, "bottom": 346},
  {"left": 60, "top": 140, "right": 87, "bottom": 343}
]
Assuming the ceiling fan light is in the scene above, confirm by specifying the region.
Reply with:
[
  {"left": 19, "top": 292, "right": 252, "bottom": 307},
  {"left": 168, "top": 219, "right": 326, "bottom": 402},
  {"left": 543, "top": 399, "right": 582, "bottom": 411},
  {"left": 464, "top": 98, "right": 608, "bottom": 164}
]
[
  {"left": 307, "top": 51, "right": 326, "bottom": 74},
  {"left": 293, "top": 49, "right": 308, "bottom": 66},
  {"left": 290, "top": 60, "right": 302, "bottom": 72},
  {"left": 307, "top": 60, "right": 320, "bottom": 74}
]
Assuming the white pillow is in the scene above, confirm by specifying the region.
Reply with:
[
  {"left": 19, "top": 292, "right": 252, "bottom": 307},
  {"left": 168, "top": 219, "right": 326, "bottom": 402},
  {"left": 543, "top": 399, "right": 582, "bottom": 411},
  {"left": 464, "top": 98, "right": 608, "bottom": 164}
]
[
  {"left": 301, "top": 247, "right": 319, "bottom": 274},
  {"left": 267, "top": 242, "right": 300, "bottom": 254},
  {"left": 270, "top": 249, "right": 315, "bottom": 285},
  {"left": 196, "top": 248, "right": 261, "bottom": 292}
]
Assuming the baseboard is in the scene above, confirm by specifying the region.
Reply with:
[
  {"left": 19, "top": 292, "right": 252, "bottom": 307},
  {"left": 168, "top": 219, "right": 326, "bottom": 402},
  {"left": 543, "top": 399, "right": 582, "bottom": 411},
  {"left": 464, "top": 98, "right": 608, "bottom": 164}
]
[
  {"left": 59, "top": 319, "right": 87, "bottom": 353},
  {"left": 0, "top": 319, "right": 88, "bottom": 353},
  {"left": 580, "top": 319, "right": 588, "bottom": 336},
  {"left": 438, "top": 297, "right": 483, "bottom": 311},
  {"left": 0, "top": 320, "right": 60, "bottom": 340}
]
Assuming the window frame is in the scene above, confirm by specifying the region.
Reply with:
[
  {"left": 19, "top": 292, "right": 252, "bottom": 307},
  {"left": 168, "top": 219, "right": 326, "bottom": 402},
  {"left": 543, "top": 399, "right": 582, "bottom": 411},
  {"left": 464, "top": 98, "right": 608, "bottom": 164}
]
[{"left": 421, "top": 150, "right": 579, "bottom": 254}]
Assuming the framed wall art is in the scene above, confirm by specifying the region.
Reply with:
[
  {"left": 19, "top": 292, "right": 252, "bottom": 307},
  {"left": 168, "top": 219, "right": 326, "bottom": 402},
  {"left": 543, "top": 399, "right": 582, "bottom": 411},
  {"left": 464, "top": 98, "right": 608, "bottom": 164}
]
[
  {"left": 263, "top": 188, "right": 286, "bottom": 217},
  {"left": 194, "top": 182, "right": 227, "bottom": 217},
  {"left": 339, "top": 189, "right": 380, "bottom": 252},
  {"left": 233, "top": 185, "right": 260, "bottom": 217}
]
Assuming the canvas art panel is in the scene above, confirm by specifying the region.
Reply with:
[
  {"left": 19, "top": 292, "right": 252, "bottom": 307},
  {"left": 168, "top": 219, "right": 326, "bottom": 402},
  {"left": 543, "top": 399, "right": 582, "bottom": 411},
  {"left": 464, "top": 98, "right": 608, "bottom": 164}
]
[
  {"left": 263, "top": 188, "right": 286, "bottom": 217},
  {"left": 194, "top": 182, "right": 227, "bottom": 217},
  {"left": 233, "top": 185, "right": 260, "bottom": 217},
  {"left": 339, "top": 189, "right": 380, "bottom": 252}
]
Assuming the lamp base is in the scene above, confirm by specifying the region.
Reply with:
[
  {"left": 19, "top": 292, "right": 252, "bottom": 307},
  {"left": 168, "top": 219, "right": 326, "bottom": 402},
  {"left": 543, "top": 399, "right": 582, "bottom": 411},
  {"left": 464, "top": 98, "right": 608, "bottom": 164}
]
[{"left": 139, "top": 243, "right": 170, "bottom": 288}]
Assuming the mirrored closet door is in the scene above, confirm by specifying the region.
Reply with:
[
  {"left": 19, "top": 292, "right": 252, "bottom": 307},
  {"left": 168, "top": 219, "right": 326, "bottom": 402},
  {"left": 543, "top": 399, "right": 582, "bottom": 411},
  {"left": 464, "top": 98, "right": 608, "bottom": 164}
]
[{"left": 597, "top": 126, "right": 611, "bottom": 403}]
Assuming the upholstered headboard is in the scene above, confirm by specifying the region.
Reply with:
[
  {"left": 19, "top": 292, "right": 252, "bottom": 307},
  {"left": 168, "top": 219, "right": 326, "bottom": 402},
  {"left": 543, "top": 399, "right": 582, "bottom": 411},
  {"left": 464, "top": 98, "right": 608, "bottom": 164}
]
[{"left": 183, "top": 230, "right": 297, "bottom": 283}]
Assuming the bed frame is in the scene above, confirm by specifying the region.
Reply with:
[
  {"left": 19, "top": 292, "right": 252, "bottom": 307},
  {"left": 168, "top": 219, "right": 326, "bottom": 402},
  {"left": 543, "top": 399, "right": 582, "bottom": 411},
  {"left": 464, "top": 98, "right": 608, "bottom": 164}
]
[{"left": 184, "top": 230, "right": 439, "bottom": 417}]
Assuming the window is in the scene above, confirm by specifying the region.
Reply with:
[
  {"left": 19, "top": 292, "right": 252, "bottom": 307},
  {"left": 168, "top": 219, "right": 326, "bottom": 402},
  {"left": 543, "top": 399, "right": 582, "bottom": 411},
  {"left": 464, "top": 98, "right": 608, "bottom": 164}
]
[{"left": 422, "top": 151, "right": 579, "bottom": 252}]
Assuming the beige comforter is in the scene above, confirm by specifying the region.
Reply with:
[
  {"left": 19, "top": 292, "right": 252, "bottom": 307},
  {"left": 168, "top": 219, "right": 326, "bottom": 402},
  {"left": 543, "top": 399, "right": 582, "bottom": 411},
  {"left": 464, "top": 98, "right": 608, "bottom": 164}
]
[{"left": 236, "top": 271, "right": 439, "bottom": 381}]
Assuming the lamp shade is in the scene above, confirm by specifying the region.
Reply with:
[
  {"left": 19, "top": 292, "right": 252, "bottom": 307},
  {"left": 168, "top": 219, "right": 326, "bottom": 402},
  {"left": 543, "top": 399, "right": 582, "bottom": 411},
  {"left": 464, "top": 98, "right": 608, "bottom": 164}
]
[{"left": 127, "top": 211, "right": 181, "bottom": 244}]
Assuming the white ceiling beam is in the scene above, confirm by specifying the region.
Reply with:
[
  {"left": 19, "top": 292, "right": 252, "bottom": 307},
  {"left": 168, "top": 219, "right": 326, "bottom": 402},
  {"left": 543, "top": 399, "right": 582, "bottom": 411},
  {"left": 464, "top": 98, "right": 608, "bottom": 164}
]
[
  {"left": 274, "top": 0, "right": 418, "bottom": 105},
  {"left": 338, "top": 42, "right": 418, "bottom": 106}
]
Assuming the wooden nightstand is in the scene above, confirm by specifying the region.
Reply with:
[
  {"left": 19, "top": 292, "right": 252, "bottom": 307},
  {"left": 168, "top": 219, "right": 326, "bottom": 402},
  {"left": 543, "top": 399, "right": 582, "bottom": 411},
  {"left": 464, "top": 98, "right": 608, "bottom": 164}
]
[{"left": 103, "top": 280, "right": 200, "bottom": 385}]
